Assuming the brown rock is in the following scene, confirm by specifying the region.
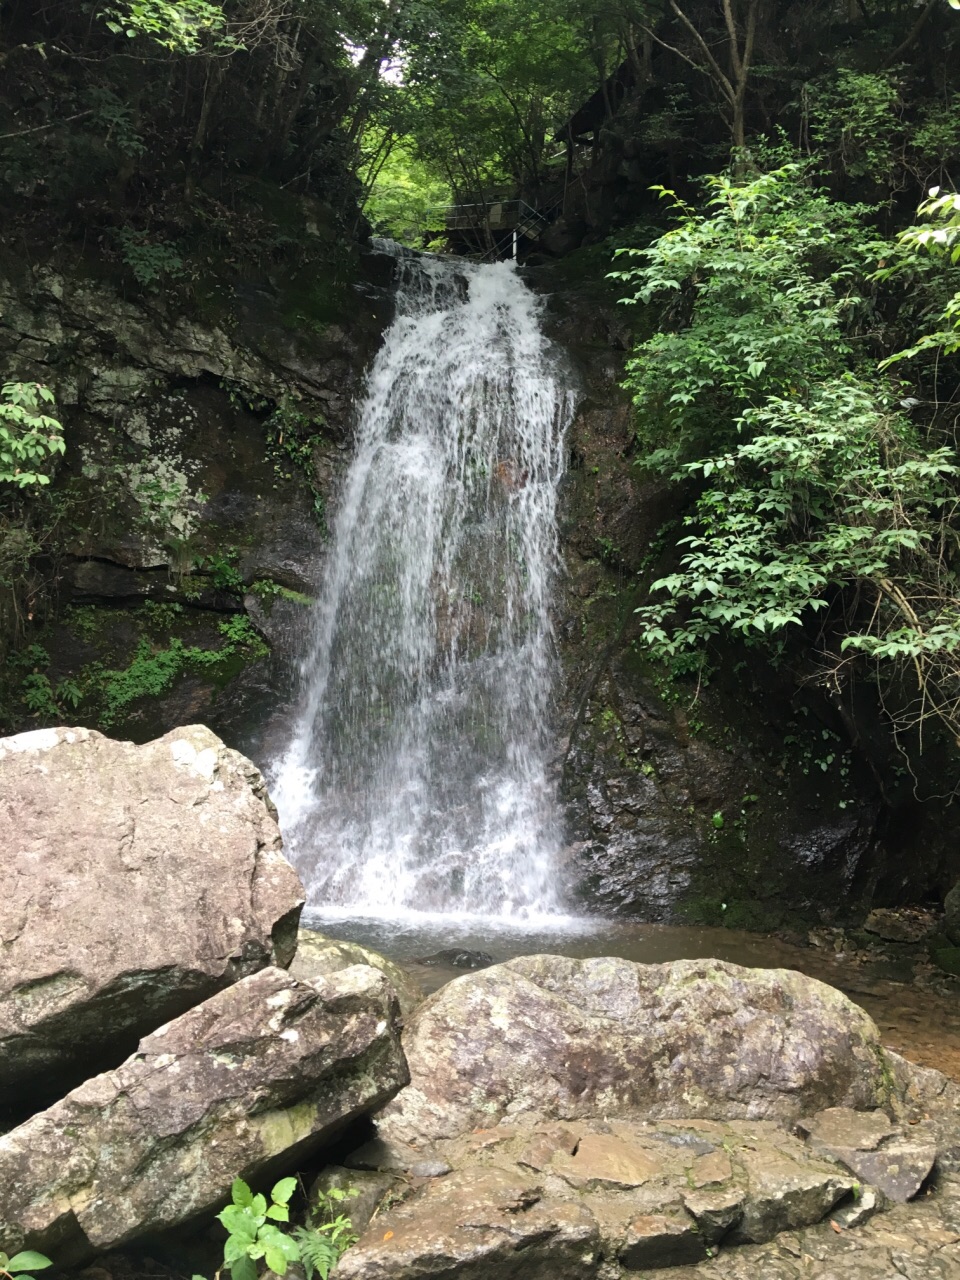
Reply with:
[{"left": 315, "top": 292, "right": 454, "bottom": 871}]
[
  {"left": 334, "top": 1165, "right": 601, "bottom": 1280},
  {"left": 691, "top": 1149, "right": 734, "bottom": 1187},
  {"left": 551, "top": 1132, "right": 662, "bottom": 1190},
  {"left": 682, "top": 1184, "right": 745, "bottom": 1243},
  {"left": 377, "top": 955, "right": 896, "bottom": 1144},
  {"left": 0, "top": 724, "right": 304, "bottom": 1105},
  {"left": 798, "top": 1107, "right": 899, "bottom": 1153},
  {"left": 516, "top": 1125, "right": 580, "bottom": 1171},
  {"left": 733, "top": 1147, "right": 855, "bottom": 1243},
  {"left": 0, "top": 965, "right": 407, "bottom": 1261},
  {"left": 862, "top": 909, "right": 931, "bottom": 944},
  {"left": 619, "top": 1212, "right": 707, "bottom": 1269}
]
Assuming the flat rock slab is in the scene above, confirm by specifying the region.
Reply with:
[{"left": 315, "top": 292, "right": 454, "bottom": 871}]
[
  {"left": 0, "top": 724, "right": 304, "bottom": 1105},
  {"left": 798, "top": 1106, "right": 938, "bottom": 1202},
  {"left": 656, "top": 1170, "right": 960, "bottom": 1280},
  {"left": 334, "top": 1115, "right": 858, "bottom": 1279},
  {"left": 377, "top": 954, "right": 896, "bottom": 1146},
  {"left": 335, "top": 1165, "right": 601, "bottom": 1280},
  {"left": 0, "top": 965, "right": 407, "bottom": 1262},
  {"left": 552, "top": 1132, "right": 663, "bottom": 1190}
]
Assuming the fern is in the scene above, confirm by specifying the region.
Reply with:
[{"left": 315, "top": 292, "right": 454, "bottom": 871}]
[{"left": 292, "top": 1225, "right": 355, "bottom": 1280}]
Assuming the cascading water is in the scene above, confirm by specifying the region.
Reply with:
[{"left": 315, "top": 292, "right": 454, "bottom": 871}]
[{"left": 270, "top": 246, "right": 575, "bottom": 921}]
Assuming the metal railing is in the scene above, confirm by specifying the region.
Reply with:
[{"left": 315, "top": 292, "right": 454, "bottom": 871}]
[{"left": 425, "top": 198, "right": 549, "bottom": 245}]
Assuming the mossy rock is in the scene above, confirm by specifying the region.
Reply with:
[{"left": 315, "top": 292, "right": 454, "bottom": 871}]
[{"left": 932, "top": 946, "right": 960, "bottom": 977}]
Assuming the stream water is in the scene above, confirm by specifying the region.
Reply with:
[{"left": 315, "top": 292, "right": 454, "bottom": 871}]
[{"left": 270, "top": 246, "right": 575, "bottom": 920}]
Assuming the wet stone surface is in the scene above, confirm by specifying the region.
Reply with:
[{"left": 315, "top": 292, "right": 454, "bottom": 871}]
[
  {"left": 661, "top": 1171, "right": 960, "bottom": 1280},
  {"left": 798, "top": 1106, "right": 938, "bottom": 1203},
  {"left": 329, "top": 1066, "right": 960, "bottom": 1280},
  {"left": 334, "top": 1116, "right": 866, "bottom": 1278}
]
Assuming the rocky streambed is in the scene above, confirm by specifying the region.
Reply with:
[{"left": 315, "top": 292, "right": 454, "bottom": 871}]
[{"left": 1, "top": 724, "right": 958, "bottom": 1280}]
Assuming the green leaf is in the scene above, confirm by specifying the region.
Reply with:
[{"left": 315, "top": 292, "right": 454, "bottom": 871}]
[
  {"left": 218, "top": 1205, "right": 259, "bottom": 1242},
  {"left": 223, "top": 1238, "right": 251, "bottom": 1266},
  {"left": 266, "top": 1204, "right": 290, "bottom": 1222},
  {"left": 6, "top": 1255, "right": 53, "bottom": 1274},
  {"left": 232, "top": 1179, "right": 255, "bottom": 1209},
  {"left": 271, "top": 1177, "right": 297, "bottom": 1206},
  {"left": 263, "top": 1246, "right": 290, "bottom": 1276},
  {"left": 258, "top": 1226, "right": 299, "bottom": 1261},
  {"left": 229, "top": 1256, "right": 258, "bottom": 1280}
]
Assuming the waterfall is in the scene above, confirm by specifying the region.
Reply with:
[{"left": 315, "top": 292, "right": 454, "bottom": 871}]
[{"left": 270, "top": 247, "right": 575, "bottom": 921}]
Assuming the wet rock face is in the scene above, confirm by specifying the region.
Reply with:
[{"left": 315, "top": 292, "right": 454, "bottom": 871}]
[
  {"left": 945, "top": 881, "right": 960, "bottom": 943},
  {"left": 376, "top": 955, "right": 894, "bottom": 1147},
  {"left": 0, "top": 964, "right": 408, "bottom": 1263},
  {"left": 0, "top": 256, "right": 389, "bottom": 748},
  {"left": 0, "top": 723, "right": 304, "bottom": 1106},
  {"left": 548, "top": 344, "right": 893, "bottom": 923}
]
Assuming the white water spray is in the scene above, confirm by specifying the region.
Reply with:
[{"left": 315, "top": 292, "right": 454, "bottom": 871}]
[{"left": 270, "top": 247, "right": 575, "bottom": 920}]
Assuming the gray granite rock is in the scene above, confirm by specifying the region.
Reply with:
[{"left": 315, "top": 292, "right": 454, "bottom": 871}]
[
  {"left": 0, "top": 965, "right": 407, "bottom": 1262},
  {"left": 0, "top": 724, "right": 304, "bottom": 1106},
  {"left": 798, "top": 1106, "right": 937, "bottom": 1202},
  {"left": 377, "top": 955, "right": 897, "bottom": 1145}
]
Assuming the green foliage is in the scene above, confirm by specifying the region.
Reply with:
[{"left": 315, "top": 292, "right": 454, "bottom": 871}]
[
  {"left": 0, "top": 383, "right": 65, "bottom": 488},
  {"left": 881, "top": 186, "right": 960, "bottom": 364},
  {"left": 217, "top": 1178, "right": 358, "bottom": 1280},
  {"left": 219, "top": 1177, "right": 300, "bottom": 1280},
  {"left": 250, "top": 579, "right": 312, "bottom": 607},
  {"left": 375, "top": 0, "right": 598, "bottom": 199},
  {"left": 264, "top": 399, "right": 327, "bottom": 526},
  {"left": 615, "top": 164, "right": 960, "bottom": 754},
  {"left": 362, "top": 134, "right": 450, "bottom": 246},
  {"left": 196, "top": 550, "right": 244, "bottom": 594},
  {"left": 88, "top": 88, "right": 146, "bottom": 157},
  {"left": 298, "top": 1185, "right": 361, "bottom": 1280},
  {"left": 0, "top": 1250, "right": 53, "bottom": 1280},
  {"left": 805, "top": 68, "right": 902, "bottom": 184},
  {"left": 5, "top": 644, "right": 85, "bottom": 720},
  {"left": 101, "top": 0, "right": 235, "bottom": 53},
  {"left": 87, "top": 611, "right": 267, "bottom": 725},
  {"left": 611, "top": 166, "right": 871, "bottom": 469},
  {"left": 116, "top": 229, "right": 185, "bottom": 288},
  {"left": 21, "top": 672, "right": 58, "bottom": 717}
]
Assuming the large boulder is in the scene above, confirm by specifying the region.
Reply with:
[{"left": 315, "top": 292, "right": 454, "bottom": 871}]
[
  {"left": 0, "top": 724, "right": 304, "bottom": 1106},
  {"left": 0, "top": 964, "right": 408, "bottom": 1262},
  {"left": 291, "top": 930, "right": 424, "bottom": 1021},
  {"left": 378, "top": 955, "right": 896, "bottom": 1145}
]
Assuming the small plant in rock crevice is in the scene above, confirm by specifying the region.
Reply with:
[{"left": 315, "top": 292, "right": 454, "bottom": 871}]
[
  {"left": 0, "top": 1250, "right": 52, "bottom": 1280},
  {"left": 213, "top": 1177, "right": 359, "bottom": 1280}
]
